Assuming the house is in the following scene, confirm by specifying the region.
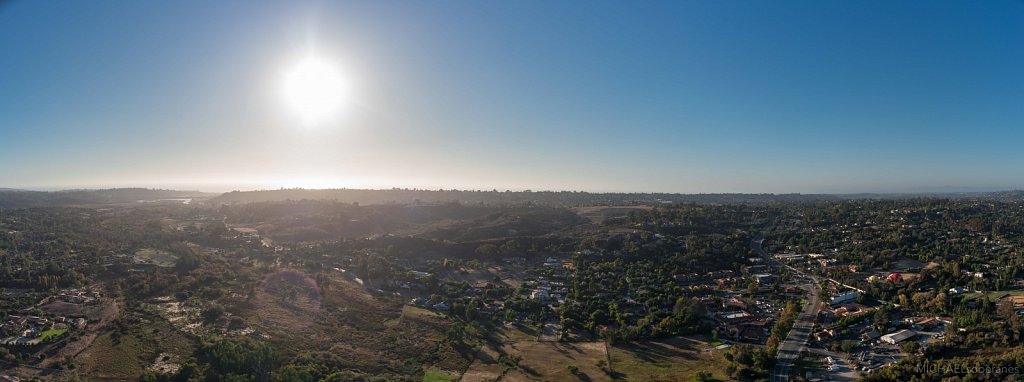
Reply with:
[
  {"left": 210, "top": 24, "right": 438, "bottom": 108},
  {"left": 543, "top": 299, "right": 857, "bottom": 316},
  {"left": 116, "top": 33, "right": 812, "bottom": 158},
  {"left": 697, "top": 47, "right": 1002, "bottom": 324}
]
[
  {"left": 814, "top": 328, "right": 835, "bottom": 342},
  {"left": 754, "top": 274, "right": 776, "bottom": 285},
  {"left": 724, "top": 297, "right": 748, "bottom": 310},
  {"left": 886, "top": 273, "right": 904, "bottom": 284},
  {"left": 862, "top": 330, "right": 881, "bottom": 342},
  {"left": 530, "top": 289, "right": 550, "bottom": 300},
  {"left": 743, "top": 264, "right": 769, "bottom": 275},
  {"left": 774, "top": 253, "right": 805, "bottom": 262},
  {"left": 739, "top": 325, "right": 765, "bottom": 341},
  {"left": 881, "top": 329, "right": 915, "bottom": 344},
  {"left": 718, "top": 311, "right": 752, "bottom": 323},
  {"left": 833, "top": 303, "right": 870, "bottom": 318},
  {"left": 784, "top": 286, "right": 802, "bottom": 295},
  {"left": 913, "top": 317, "right": 947, "bottom": 331}
]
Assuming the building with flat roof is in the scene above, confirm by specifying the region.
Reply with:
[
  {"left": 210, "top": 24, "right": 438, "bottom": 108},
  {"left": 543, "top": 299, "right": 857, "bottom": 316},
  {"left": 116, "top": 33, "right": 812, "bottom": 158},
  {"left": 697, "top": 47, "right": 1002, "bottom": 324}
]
[
  {"left": 829, "top": 290, "right": 861, "bottom": 306},
  {"left": 881, "top": 329, "right": 915, "bottom": 344},
  {"left": 774, "top": 253, "right": 805, "bottom": 261},
  {"left": 754, "top": 273, "right": 776, "bottom": 285}
]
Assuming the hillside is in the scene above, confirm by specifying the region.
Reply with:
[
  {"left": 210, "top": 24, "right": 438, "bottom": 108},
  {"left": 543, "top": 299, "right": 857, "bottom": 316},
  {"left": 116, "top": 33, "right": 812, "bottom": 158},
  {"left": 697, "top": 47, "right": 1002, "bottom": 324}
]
[
  {"left": 206, "top": 188, "right": 855, "bottom": 207},
  {"left": 0, "top": 188, "right": 213, "bottom": 208}
]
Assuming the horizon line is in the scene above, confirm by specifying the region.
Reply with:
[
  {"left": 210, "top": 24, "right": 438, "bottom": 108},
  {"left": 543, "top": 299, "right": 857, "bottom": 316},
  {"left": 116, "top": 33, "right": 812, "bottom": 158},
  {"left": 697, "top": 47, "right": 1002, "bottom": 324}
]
[{"left": 3, "top": 185, "right": 1023, "bottom": 197}]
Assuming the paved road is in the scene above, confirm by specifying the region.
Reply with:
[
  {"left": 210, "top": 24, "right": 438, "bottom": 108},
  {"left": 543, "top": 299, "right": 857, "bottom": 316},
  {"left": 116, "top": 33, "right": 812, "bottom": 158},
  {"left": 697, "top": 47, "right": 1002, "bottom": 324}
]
[
  {"left": 751, "top": 230, "right": 895, "bottom": 381},
  {"left": 754, "top": 237, "right": 884, "bottom": 305},
  {"left": 806, "top": 347, "right": 860, "bottom": 381},
  {"left": 770, "top": 281, "right": 821, "bottom": 382},
  {"left": 751, "top": 237, "right": 822, "bottom": 382}
]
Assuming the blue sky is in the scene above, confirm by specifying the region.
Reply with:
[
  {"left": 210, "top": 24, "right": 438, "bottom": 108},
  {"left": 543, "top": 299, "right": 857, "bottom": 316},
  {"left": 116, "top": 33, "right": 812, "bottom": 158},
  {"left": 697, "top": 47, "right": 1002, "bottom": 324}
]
[{"left": 1, "top": 1, "right": 1022, "bottom": 193}]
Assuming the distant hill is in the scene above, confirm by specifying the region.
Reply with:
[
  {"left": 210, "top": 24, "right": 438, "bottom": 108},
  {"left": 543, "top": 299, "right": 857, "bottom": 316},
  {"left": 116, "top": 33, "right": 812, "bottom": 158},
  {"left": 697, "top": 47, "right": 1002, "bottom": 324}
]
[
  {"left": 208, "top": 188, "right": 1024, "bottom": 207},
  {"left": 207, "top": 188, "right": 851, "bottom": 207},
  {"left": 5, "top": 187, "right": 1022, "bottom": 209},
  {"left": 0, "top": 188, "right": 214, "bottom": 208}
]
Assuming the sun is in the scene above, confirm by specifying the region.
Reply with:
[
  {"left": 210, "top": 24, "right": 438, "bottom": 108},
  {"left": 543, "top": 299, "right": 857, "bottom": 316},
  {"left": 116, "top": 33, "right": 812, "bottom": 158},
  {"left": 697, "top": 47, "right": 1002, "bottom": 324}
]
[{"left": 282, "top": 55, "right": 350, "bottom": 126}]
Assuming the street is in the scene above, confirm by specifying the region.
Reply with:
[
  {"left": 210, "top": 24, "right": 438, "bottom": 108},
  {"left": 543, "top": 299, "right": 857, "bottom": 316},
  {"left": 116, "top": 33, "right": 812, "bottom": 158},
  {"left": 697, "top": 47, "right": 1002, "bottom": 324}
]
[
  {"left": 770, "top": 280, "right": 822, "bottom": 382},
  {"left": 752, "top": 237, "right": 823, "bottom": 382}
]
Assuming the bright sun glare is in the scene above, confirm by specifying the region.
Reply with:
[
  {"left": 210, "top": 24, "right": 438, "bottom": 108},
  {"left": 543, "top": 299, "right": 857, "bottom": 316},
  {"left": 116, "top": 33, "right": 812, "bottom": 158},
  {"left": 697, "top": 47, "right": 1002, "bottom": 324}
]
[{"left": 282, "top": 55, "right": 350, "bottom": 126}]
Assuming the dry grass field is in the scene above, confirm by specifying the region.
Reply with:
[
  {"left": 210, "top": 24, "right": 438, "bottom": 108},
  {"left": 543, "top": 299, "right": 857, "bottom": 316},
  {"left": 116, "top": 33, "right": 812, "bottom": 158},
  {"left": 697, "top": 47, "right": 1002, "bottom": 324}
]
[
  {"left": 236, "top": 270, "right": 473, "bottom": 377},
  {"left": 463, "top": 340, "right": 612, "bottom": 382},
  {"left": 133, "top": 248, "right": 178, "bottom": 268},
  {"left": 73, "top": 315, "right": 195, "bottom": 381},
  {"left": 572, "top": 206, "right": 653, "bottom": 223},
  {"left": 608, "top": 337, "right": 730, "bottom": 382}
]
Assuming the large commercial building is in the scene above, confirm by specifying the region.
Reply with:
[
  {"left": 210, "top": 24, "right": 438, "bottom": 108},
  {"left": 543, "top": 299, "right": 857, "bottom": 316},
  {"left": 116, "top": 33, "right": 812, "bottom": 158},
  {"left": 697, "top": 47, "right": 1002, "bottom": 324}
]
[{"left": 881, "top": 329, "right": 916, "bottom": 344}]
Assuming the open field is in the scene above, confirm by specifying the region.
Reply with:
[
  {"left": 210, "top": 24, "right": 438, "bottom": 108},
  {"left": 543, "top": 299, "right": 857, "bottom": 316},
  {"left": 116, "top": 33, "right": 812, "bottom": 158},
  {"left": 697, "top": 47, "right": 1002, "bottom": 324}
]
[
  {"left": 463, "top": 341, "right": 611, "bottom": 382},
  {"left": 74, "top": 331, "right": 149, "bottom": 379},
  {"left": 38, "top": 329, "right": 66, "bottom": 342},
  {"left": 423, "top": 368, "right": 459, "bottom": 382},
  {"left": 251, "top": 270, "right": 323, "bottom": 334},
  {"left": 959, "top": 289, "right": 1024, "bottom": 301},
  {"left": 573, "top": 206, "right": 653, "bottom": 223},
  {"left": 445, "top": 267, "right": 502, "bottom": 287},
  {"left": 986, "top": 290, "right": 1024, "bottom": 299},
  {"left": 73, "top": 311, "right": 196, "bottom": 380},
  {"left": 498, "top": 323, "right": 542, "bottom": 342},
  {"left": 133, "top": 248, "right": 178, "bottom": 267},
  {"left": 608, "top": 337, "right": 730, "bottom": 382},
  {"left": 231, "top": 270, "right": 472, "bottom": 377}
]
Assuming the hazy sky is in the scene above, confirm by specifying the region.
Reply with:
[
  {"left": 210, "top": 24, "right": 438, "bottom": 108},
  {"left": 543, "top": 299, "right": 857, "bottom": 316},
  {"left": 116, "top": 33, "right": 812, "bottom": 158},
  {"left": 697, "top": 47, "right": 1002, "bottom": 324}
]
[{"left": 2, "top": 1, "right": 1022, "bottom": 193}]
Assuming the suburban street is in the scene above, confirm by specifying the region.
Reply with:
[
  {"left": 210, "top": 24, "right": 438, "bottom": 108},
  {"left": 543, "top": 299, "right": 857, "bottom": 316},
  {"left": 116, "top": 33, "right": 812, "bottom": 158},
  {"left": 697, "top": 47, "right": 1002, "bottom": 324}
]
[
  {"left": 752, "top": 237, "right": 823, "bottom": 382},
  {"left": 770, "top": 281, "right": 822, "bottom": 382}
]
